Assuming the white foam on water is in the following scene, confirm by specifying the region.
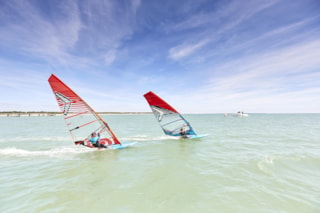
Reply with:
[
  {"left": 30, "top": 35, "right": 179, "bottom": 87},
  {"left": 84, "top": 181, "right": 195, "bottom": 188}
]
[
  {"left": 257, "top": 154, "right": 303, "bottom": 174},
  {"left": 121, "top": 135, "right": 178, "bottom": 142},
  {"left": 0, "top": 146, "right": 93, "bottom": 158},
  {"left": 0, "top": 136, "right": 69, "bottom": 142}
]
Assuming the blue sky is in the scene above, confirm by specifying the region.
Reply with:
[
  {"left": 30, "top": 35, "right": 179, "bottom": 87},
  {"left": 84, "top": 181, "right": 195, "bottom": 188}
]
[{"left": 0, "top": 0, "right": 319, "bottom": 113}]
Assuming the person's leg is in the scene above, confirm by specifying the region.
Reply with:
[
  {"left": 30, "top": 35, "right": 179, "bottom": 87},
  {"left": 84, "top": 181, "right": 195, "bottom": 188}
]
[{"left": 97, "top": 141, "right": 107, "bottom": 149}]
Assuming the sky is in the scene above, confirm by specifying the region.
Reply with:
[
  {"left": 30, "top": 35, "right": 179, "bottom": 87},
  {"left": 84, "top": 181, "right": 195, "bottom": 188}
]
[{"left": 0, "top": 0, "right": 319, "bottom": 113}]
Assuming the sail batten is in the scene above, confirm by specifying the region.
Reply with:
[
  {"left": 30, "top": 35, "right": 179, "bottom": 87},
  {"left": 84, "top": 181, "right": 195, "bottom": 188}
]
[
  {"left": 69, "top": 120, "right": 98, "bottom": 131},
  {"left": 143, "top": 91, "right": 197, "bottom": 137},
  {"left": 65, "top": 111, "right": 89, "bottom": 119},
  {"left": 161, "top": 118, "right": 184, "bottom": 127},
  {"left": 48, "top": 74, "right": 121, "bottom": 145}
]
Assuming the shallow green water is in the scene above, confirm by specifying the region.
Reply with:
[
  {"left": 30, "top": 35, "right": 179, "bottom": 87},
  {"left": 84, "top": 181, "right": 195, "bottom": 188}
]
[{"left": 0, "top": 114, "right": 319, "bottom": 212}]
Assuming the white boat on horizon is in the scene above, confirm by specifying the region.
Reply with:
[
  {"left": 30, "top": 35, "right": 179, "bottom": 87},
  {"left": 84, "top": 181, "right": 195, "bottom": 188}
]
[{"left": 233, "top": 111, "right": 249, "bottom": 117}]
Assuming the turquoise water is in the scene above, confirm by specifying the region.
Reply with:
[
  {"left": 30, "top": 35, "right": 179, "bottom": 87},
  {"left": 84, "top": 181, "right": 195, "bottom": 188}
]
[{"left": 0, "top": 114, "right": 319, "bottom": 212}]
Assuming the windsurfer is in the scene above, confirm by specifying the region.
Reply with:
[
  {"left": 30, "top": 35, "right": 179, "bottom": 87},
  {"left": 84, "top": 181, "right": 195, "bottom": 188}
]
[
  {"left": 180, "top": 126, "right": 187, "bottom": 138},
  {"left": 88, "top": 132, "right": 107, "bottom": 148}
]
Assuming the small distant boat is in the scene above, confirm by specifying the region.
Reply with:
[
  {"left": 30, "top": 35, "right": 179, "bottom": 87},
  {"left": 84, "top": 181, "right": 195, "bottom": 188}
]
[
  {"left": 48, "top": 74, "right": 136, "bottom": 150},
  {"left": 143, "top": 91, "right": 207, "bottom": 139},
  {"left": 233, "top": 111, "right": 249, "bottom": 117}
]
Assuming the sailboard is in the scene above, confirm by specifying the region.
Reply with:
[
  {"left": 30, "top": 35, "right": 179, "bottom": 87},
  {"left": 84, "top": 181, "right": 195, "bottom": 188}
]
[
  {"left": 143, "top": 91, "right": 207, "bottom": 139},
  {"left": 48, "top": 74, "right": 136, "bottom": 149}
]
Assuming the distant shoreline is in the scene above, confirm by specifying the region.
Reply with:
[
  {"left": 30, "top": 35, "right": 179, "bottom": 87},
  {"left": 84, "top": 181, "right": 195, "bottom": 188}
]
[
  {"left": 0, "top": 111, "right": 318, "bottom": 117},
  {"left": 0, "top": 111, "right": 152, "bottom": 117}
]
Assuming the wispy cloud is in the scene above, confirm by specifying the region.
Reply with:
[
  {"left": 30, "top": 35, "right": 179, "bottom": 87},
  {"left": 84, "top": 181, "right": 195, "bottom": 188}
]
[
  {"left": 168, "top": 39, "right": 210, "bottom": 60},
  {"left": 166, "top": 0, "right": 281, "bottom": 62},
  {"left": 169, "top": 0, "right": 279, "bottom": 32},
  {"left": 0, "top": 1, "right": 82, "bottom": 64},
  {"left": 0, "top": 0, "right": 141, "bottom": 67},
  {"left": 0, "top": 0, "right": 319, "bottom": 112},
  {"left": 191, "top": 40, "right": 320, "bottom": 113}
]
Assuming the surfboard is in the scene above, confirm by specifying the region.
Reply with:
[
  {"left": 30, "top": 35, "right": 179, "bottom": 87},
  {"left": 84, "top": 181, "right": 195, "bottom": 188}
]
[
  {"left": 75, "top": 141, "right": 137, "bottom": 150},
  {"left": 48, "top": 74, "right": 136, "bottom": 150},
  {"left": 109, "top": 142, "right": 137, "bottom": 149},
  {"left": 185, "top": 134, "right": 209, "bottom": 139}
]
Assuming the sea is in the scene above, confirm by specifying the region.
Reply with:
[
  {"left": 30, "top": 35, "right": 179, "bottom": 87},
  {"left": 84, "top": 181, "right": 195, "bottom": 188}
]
[{"left": 0, "top": 114, "right": 319, "bottom": 213}]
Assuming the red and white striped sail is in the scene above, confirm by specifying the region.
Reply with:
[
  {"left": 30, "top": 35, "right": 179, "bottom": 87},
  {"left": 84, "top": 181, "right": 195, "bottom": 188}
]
[
  {"left": 48, "top": 74, "right": 121, "bottom": 145},
  {"left": 143, "top": 91, "right": 197, "bottom": 137}
]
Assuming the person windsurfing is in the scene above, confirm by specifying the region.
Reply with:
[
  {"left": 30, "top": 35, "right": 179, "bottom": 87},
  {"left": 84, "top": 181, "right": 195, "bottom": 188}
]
[
  {"left": 88, "top": 132, "right": 107, "bottom": 148},
  {"left": 180, "top": 126, "right": 188, "bottom": 138}
]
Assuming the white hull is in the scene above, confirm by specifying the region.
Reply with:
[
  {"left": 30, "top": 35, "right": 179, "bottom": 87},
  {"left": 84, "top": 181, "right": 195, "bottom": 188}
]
[{"left": 233, "top": 113, "right": 248, "bottom": 117}]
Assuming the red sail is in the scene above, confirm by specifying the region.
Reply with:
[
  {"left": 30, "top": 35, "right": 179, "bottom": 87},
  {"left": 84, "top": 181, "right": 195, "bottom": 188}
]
[
  {"left": 48, "top": 74, "right": 121, "bottom": 145},
  {"left": 143, "top": 91, "right": 178, "bottom": 113},
  {"left": 143, "top": 91, "right": 197, "bottom": 137}
]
